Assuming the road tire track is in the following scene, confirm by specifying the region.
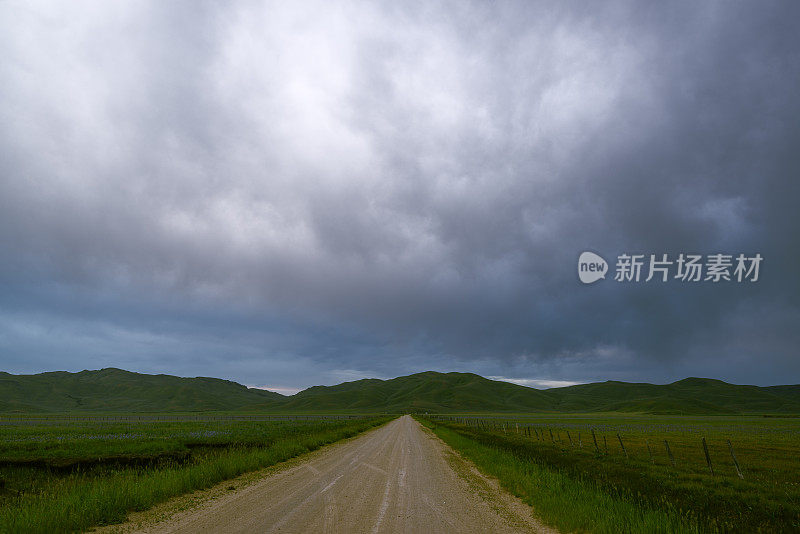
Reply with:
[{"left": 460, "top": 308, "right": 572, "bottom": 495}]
[{"left": 123, "top": 415, "right": 555, "bottom": 533}]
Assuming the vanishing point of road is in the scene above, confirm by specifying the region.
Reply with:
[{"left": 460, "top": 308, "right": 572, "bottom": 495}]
[{"left": 133, "top": 415, "right": 554, "bottom": 533}]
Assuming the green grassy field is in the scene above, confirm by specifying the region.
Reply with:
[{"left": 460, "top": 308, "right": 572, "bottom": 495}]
[
  {"left": 0, "top": 415, "right": 392, "bottom": 533},
  {"left": 3, "top": 369, "right": 799, "bottom": 532},
  {"left": 419, "top": 414, "right": 800, "bottom": 533}
]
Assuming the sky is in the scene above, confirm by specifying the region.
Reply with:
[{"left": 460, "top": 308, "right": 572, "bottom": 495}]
[{"left": 1, "top": 1, "right": 798, "bottom": 393}]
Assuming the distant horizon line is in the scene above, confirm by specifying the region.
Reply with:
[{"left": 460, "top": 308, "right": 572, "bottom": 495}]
[{"left": 4, "top": 367, "right": 797, "bottom": 397}]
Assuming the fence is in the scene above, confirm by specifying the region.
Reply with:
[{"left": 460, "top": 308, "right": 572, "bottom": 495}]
[{"left": 426, "top": 415, "right": 748, "bottom": 479}]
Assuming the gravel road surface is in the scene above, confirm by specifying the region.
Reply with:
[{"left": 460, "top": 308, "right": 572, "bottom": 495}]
[{"left": 133, "top": 415, "right": 553, "bottom": 533}]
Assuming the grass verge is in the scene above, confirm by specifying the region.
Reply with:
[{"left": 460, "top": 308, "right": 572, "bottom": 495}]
[
  {"left": 0, "top": 416, "right": 392, "bottom": 533},
  {"left": 418, "top": 417, "right": 711, "bottom": 533},
  {"left": 420, "top": 415, "right": 800, "bottom": 532}
]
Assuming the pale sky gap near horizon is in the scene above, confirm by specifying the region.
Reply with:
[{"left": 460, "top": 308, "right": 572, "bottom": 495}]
[{"left": 1, "top": 1, "right": 799, "bottom": 391}]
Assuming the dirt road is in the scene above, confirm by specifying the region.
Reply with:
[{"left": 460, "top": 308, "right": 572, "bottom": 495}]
[{"left": 133, "top": 415, "right": 553, "bottom": 533}]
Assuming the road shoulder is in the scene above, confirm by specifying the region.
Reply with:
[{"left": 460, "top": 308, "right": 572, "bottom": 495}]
[
  {"left": 415, "top": 418, "right": 558, "bottom": 534},
  {"left": 90, "top": 421, "right": 393, "bottom": 533}
]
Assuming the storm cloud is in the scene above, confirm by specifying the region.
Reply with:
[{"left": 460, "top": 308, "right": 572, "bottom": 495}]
[{"left": 1, "top": 1, "right": 798, "bottom": 390}]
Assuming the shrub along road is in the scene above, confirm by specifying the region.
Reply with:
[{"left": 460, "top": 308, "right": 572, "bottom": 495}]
[{"left": 125, "top": 415, "right": 553, "bottom": 533}]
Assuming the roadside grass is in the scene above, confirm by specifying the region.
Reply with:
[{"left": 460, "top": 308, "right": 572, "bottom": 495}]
[
  {"left": 418, "top": 416, "right": 800, "bottom": 533},
  {"left": 0, "top": 416, "right": 392, "bottom": 533},
  {"left": 0, "top": 418, "right": 358, "bottom": 465}
]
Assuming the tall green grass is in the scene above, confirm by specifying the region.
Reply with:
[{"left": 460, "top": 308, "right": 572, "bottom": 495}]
[
  {"left": 419, "top": 417, "right": 800, "bottom": 533},
  {"left": 0, "top": 417, "right": 392, "bottom": 533}
]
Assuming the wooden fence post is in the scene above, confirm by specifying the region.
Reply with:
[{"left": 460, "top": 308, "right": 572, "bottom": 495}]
[
  {"left": 617, "top": 433, "right": 628, "bottom": 459},
  {"left": 603, "top": 435, "right": 608, "bottom": 454},
  {"left": 566, "top": 431, "right": 574, "bottom": 447},
  {"left": 664, "top": 439, "right": 676, "bottom": 467},
  {"left": 591, "top": 429, "right": 600, "bottom": 453},
  {"left": 549, "top": 429, "right": 555, "bottom": 443},
  {"left": 645, "top": 438, "right": 654, "bottom": 464},
  {"left": 727, "top": 439, "right": 744, "bottom": 479},
  {"left": 702, "top": 437, "right": 714, "bottom": 476}
]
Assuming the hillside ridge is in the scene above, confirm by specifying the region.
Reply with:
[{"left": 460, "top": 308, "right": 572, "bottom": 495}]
[{"left": 1, "top": 368, "right": 798, "bottom": 414}]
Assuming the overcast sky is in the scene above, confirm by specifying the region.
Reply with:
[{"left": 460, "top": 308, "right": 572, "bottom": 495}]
[{"left": 1, "top": 1, "right": 798, "bottom": 392}]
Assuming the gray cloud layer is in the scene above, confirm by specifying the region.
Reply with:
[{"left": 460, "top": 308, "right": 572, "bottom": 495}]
[{"left": 1, "top": 1, "right": 798, "bottom": 389}]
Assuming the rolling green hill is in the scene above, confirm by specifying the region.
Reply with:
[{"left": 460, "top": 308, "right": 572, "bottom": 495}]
[
  {"left": 540, "top": 377, "right": 800, "bottom": 414},
  {"left": 1, "top": 368, "right": 798, "bottom": 414},
  {"left": 282, "top": 373, "right": 800, "bottom": 414},
  {"left": 281, "top": 371, "right": 554, "bottom": 413},
  {"left": 0, "top": 368, "right": 284, "bottom": 412}
]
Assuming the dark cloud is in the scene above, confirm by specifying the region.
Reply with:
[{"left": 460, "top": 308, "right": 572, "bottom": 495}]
[{"left": 0, "top": 1, "right": 798, "bottom": 389}]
